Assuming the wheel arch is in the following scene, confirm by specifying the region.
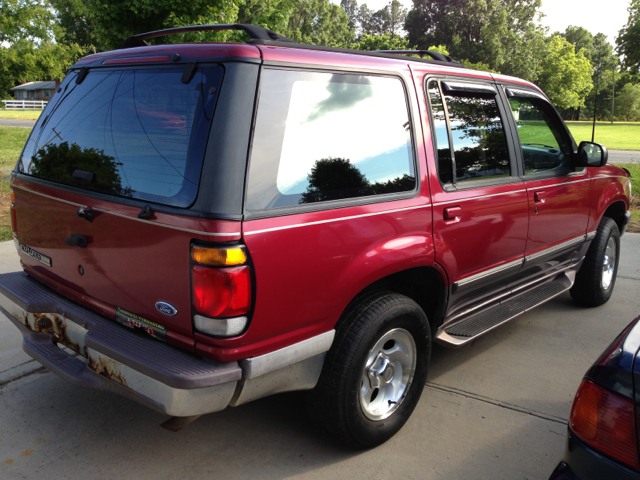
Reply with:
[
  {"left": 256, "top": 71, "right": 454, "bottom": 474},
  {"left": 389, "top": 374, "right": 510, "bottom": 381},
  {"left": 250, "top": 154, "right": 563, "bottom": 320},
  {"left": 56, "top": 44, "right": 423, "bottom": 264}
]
[
  {"left": 336, "top": 265, "right": 448, "bottom": 336},
  {"left": 601, "top": 200, "right": 628, "bottom": 233}
]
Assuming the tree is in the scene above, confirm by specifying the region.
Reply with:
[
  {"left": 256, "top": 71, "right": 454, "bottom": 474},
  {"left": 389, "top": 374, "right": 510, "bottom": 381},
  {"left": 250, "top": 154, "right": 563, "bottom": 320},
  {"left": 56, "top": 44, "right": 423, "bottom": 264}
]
[
  {"left": 237, "top": 0, "right": 294, "bottom": 36},
  {"left": 560, "top": 27, "right": 618, "bottom": 120},
  {"left": 536, "top": 36, "right": 593, "bottom": 110},
  {"left": 404, "top": 0, "right": 546, "bottom": 81},
  {"left": 617, "top": 0, "right": 640, "bottom": 74},
  {"left": 561, "top": 26, "right": 594, "bottom": 60},
  {"left": 354, "top": 32, "right": 411, "bottom": 51},
  {"left": 283, "top": 0, "right": 353, "bottom": 46},
  {"left": 340, "top": 0, "right": 359, "bottom": 33},
  {"left": 615, "top": 83, "right": 640, "bottom": 121},
  {"left": 81, "top": 0, "right": 240, "bottom": 51},
  {"left": 49, "top": 0, "right": 96, "bottom": 46},
  {"left": 0, "top": 0, "right": 87, "bottom": 98}
]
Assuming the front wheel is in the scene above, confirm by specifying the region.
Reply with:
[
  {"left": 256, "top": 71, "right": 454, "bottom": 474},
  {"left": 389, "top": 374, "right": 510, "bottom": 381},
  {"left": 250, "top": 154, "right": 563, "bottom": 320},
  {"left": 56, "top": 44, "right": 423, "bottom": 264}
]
[
  {"left": 570, "top": 217, "right": 621, "bottom": 307},
  {"left": 307, "top": 291, "right": 430, "bottom": 449}
]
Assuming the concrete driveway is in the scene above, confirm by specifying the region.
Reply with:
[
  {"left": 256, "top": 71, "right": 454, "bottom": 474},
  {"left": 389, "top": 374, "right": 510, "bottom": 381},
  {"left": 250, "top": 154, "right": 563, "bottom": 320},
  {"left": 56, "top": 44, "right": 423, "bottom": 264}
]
[{"left": 1, "top": 235, "right": 639, "bottom": 479}]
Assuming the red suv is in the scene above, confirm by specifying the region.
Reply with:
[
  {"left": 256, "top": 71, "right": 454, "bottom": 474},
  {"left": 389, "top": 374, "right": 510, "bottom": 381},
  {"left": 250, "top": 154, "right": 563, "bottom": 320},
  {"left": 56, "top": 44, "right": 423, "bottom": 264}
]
[{"left": 1, "top": 24, "right": 632, "bottom": 448}]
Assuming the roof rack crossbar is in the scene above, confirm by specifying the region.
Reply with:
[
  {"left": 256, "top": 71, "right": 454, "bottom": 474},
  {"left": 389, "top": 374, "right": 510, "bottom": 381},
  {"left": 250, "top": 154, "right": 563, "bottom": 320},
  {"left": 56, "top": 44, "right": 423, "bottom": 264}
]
[
  {"left": 373, "top": 50, "right": 458, "bottom": 64},
  {"left": 121, "top": 24, "right": 296, "bottom": 49}
]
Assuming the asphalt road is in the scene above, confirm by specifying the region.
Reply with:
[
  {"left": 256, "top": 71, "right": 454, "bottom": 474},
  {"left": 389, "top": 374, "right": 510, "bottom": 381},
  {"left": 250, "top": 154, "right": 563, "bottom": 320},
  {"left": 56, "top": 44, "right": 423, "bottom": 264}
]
[
  {"left": 0, "top": 236, "right": 639, "bottom": 479},
  {"left": 0, "top": 119, "right": 37, "bottom": 128}
]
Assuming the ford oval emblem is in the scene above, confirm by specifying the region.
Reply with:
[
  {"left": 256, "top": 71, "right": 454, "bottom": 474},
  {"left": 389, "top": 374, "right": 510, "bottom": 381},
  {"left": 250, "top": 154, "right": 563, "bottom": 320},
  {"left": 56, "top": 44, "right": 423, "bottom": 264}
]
[{"left": 155, "top": 302, "right": 178, "bottom": 316}]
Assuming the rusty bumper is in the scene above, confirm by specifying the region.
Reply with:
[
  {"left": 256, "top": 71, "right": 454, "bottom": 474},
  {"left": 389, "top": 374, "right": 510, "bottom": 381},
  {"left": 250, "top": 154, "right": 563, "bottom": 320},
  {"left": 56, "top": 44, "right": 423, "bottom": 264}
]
[{"left": 0, "top": 272, "right": 241, "bottom": 417}]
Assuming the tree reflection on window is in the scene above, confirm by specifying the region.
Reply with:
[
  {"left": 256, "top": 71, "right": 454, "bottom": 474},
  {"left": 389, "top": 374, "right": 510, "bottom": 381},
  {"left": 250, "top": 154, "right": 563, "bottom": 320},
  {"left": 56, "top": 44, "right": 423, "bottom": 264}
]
[
  {"left": 445, "top": 94, "right": 510, "bottom": 182},
  {"left": 26, "top": 142, "right": 133, "bottom": 197},
  {"left": 300, "top": 157, "right": 415, "bottom": 204}
]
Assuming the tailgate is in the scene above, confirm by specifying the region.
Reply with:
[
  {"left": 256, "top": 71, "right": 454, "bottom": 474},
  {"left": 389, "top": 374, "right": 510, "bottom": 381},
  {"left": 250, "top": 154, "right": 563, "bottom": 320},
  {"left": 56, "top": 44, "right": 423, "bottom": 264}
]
[{"left": 10, "top": 62, "right": 231, "bottom": 342}]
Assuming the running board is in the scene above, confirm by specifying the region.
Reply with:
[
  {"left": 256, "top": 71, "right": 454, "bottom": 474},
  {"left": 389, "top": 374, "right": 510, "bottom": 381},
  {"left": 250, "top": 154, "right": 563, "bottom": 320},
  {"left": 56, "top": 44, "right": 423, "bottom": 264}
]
[{"left": 436, "top": 273, "right": 573, "bottom": 347}]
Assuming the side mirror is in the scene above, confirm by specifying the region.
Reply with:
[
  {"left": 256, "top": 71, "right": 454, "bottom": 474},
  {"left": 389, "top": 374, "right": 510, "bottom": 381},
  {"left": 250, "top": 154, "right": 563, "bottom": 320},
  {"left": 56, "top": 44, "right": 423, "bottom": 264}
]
[{"left": 575, "top": 141, "right": 608, "bottom": 167}]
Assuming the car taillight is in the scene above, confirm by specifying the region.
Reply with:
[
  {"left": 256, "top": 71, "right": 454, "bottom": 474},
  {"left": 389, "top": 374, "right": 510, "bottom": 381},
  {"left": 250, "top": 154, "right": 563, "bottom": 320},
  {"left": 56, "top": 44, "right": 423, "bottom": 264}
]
[
  {"left": 191, "top": 245, "right": 252, "bottom": 337},
  {"left": 10, "top": 189, "right": 17, "bottom": 232},
  {"left": 570, "top": 379, "right": 639, "bottom": 471},
  {"left": 192, "top": 266, "right": 251, "bottom": 317}
]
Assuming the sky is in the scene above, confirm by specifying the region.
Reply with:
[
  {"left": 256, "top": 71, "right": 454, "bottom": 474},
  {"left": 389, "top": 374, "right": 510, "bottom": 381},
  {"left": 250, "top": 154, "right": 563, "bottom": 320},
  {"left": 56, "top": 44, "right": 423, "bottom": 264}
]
[{"left": 332, "top": 0, "right": 632, "bottom": 46}]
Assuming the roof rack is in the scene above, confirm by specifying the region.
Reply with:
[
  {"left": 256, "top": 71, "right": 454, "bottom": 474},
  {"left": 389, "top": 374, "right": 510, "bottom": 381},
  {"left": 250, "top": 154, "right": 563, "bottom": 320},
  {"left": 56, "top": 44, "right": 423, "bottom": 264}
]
[
  {"left": 121, "top": 24, "right": 296, "bottom": 49},
  {"left": 373, "top": 50, "right": 458, "bottom": 64},
  {"left": 120, "top": 24, "right": 465, "bottom": 68}
]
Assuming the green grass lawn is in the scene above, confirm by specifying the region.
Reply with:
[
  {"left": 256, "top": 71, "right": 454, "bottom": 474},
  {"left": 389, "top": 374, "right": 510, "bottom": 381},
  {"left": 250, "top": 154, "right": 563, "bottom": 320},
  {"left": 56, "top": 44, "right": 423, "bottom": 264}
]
[
  {"left": 0, "top": 110, "right": 42, "bottom": 120},
  {"left": 567, "top": 122, "right": 640, "bottom": 151},
  {"left": 0, "top": 127, "right": 29, "bottom": 171},
  {"left": 0, "top": 127, "right": 27, "bottom": 241}
]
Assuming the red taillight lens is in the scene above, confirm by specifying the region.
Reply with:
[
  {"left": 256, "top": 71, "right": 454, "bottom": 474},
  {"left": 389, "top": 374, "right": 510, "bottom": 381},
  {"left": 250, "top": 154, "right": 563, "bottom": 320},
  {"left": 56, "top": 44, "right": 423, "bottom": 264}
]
[
  {"left": 10, "top": 189, "right": 16, "bottom": 232},
  {"left": 570, "top": 379, "right": 639, "bottom": 470},
  {"left": 192, "top": 265, "right": 251, "bottom": 318}
]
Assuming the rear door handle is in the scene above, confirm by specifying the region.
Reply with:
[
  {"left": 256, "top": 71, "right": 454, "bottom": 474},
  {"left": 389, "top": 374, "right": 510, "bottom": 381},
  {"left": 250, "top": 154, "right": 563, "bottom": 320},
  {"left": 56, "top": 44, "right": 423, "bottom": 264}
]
[
  {"left": 534, "top": 191, "right": 546, "bottom": 203},
  {"left": 444, "top": 206, "right": 462, "bottom": 221}
]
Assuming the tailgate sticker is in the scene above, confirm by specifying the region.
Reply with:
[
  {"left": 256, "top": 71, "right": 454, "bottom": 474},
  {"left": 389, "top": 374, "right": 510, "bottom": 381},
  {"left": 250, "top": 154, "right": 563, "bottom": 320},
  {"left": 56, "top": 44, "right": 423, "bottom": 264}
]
[
  {"left": 115, "top": 307, "right": 166, "bottom": 342},
  {"left": 20, "top": 244, "right": 52, "bottom": 267}
]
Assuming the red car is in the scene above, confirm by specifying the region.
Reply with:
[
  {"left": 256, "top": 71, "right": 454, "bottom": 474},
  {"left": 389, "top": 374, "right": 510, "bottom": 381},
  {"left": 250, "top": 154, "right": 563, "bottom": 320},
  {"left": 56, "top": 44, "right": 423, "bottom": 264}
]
[{"left": 0, "top": 24, "right": 632, "bottom": 448}]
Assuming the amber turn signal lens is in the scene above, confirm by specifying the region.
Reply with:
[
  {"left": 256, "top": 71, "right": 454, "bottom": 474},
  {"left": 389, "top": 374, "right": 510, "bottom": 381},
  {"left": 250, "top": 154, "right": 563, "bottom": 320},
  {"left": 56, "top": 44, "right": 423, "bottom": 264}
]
[
  {"left": 191, "top": 245, "right": 247, "bottom": 266},
  {"left": 10, "top": 190, "right": 15, "bottom": 204}
]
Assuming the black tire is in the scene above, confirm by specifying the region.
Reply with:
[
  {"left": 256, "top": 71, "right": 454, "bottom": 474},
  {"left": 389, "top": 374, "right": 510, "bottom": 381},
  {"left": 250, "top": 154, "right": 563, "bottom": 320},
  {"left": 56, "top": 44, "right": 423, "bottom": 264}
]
[
  {"left": 570, "top": 217, "right": 621, "bottom": 307},
  {"left": 306, "top": 291, "right": 431, "bottom": 449}
]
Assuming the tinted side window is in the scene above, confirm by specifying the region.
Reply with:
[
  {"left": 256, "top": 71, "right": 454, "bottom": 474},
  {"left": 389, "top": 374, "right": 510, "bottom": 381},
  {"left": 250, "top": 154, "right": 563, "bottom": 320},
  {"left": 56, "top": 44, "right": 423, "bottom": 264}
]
[
  {"left": 508, "top": 95, "right": 573, "bottom": 175},
  {"left": 445, "top": 93, "right": 511, "bottom": 183},
  {"left": 427, "top": 80, "right": 453, "bottom": 186},
  {"left": 246, "top": 69, "right": 415, "bottom": 211}
]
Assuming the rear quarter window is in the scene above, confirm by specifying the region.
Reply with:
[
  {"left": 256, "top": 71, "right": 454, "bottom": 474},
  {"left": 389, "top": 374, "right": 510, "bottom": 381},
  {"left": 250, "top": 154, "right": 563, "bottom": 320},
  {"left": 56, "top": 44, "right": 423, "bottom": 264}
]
[
  {"left": 19, "top": 65, "right": 224, "bottom": 208},
  {"left": 246, "top": 69, "right": 416, "bottom": 212}
]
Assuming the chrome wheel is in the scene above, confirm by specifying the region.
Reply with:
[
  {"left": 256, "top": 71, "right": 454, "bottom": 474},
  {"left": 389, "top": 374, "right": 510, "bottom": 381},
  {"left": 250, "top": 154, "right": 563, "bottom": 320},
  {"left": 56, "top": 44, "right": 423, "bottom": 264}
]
[
  {"left": 359, "top": 328, "right": 416, "bottom": 421},
  {"left": 602, "top": 237, "right": 617, "bottom": 290}
]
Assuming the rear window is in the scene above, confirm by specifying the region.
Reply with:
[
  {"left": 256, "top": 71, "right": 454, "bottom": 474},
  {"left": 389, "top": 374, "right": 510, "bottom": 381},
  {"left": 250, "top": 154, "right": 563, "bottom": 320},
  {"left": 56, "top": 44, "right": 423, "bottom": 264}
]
[
  {"left": 19, "top": 65, "right": 224, "bottom": 208},
  {"left": 246, "top": 69, "right": 415, "bottom": 211}
]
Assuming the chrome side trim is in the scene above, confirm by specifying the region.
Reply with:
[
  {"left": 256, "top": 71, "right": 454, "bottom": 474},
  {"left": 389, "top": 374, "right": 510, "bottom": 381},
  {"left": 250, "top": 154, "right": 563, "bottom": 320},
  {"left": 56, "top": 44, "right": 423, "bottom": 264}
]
[
  {"left": 455, "top": 258, "right": 524, "bottom": 287},
  {"left": 243, "top": 205, "right": 431, "bottom": 236},
  {"left": 586, "top": 231, "right": 597, "bottom": 241},
  {"left": 432, "top": 189, "right": 527, "bottom": 207},
  {"left": 12, "top": 184, "right": 240, "bottom": 237},
  {"left": 525, "top": 235, "right": 586, "bottom": 262},
  {"left": 239, "top": 330, "right": 335, "bottom": 379}
]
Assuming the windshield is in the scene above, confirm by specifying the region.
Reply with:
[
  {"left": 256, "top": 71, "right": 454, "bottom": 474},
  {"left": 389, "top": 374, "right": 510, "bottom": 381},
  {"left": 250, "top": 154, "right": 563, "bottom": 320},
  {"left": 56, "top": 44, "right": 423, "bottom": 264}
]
[{"left": 19, "top": 65, "right": 224, "bottom": 208}]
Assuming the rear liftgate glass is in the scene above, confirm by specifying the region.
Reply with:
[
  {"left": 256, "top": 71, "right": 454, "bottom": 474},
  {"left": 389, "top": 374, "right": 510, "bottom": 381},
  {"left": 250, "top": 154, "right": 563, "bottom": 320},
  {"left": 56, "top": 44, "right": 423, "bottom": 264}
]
[{"left": 20, "top": 64, "right": 224, "bottom": 208}]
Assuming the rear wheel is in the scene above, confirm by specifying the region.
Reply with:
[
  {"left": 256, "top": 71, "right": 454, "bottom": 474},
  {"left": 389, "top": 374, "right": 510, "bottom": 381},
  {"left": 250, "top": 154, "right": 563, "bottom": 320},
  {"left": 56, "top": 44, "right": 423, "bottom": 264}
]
[
  {"left": 570, "top": 217, "right": 620, "bottom": 307},
  {"left": 307, "top": 291, "right": 430, "bottom": 449}
]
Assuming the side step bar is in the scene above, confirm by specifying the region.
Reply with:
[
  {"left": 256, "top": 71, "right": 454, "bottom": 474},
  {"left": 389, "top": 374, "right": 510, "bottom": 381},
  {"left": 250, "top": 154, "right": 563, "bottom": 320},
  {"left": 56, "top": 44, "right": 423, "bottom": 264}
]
[{"left": 436, "top": 272, "right": 574, "bottom": 347}]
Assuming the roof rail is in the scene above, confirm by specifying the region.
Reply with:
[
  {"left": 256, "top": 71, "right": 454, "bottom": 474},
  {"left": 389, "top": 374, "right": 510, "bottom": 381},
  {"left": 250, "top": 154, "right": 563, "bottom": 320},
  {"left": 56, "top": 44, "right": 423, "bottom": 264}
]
[
  {"left": 373, "top": 50, "right": 462, "bottom": 65},
  {"left": 121, "top": 24, "right": 296, "bottom": 49},
  {"left": 120, "top": 24, "right": 466, "bottom": 68}
]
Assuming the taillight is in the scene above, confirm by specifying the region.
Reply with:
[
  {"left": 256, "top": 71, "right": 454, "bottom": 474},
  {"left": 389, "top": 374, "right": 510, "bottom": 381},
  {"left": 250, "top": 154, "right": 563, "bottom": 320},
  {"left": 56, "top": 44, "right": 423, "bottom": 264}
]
[
  {"left": 570, "top": 379, "right": 639, "bottom": 470},
  {"left": 191, "top": 245, "right": 252, "bottom": 337},
  {"left": 192, "top": 266, "right": 251, "bottom": 317},
  {"left": 10, "top": 189, "right": 17, "bottom": 232}
]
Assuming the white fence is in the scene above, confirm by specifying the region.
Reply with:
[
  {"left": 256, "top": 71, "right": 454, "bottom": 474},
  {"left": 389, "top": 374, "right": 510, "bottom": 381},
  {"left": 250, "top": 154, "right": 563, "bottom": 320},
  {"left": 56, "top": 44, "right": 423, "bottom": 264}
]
[{"left": 2, "top": 100, "right": 48, "bottom": 110}]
